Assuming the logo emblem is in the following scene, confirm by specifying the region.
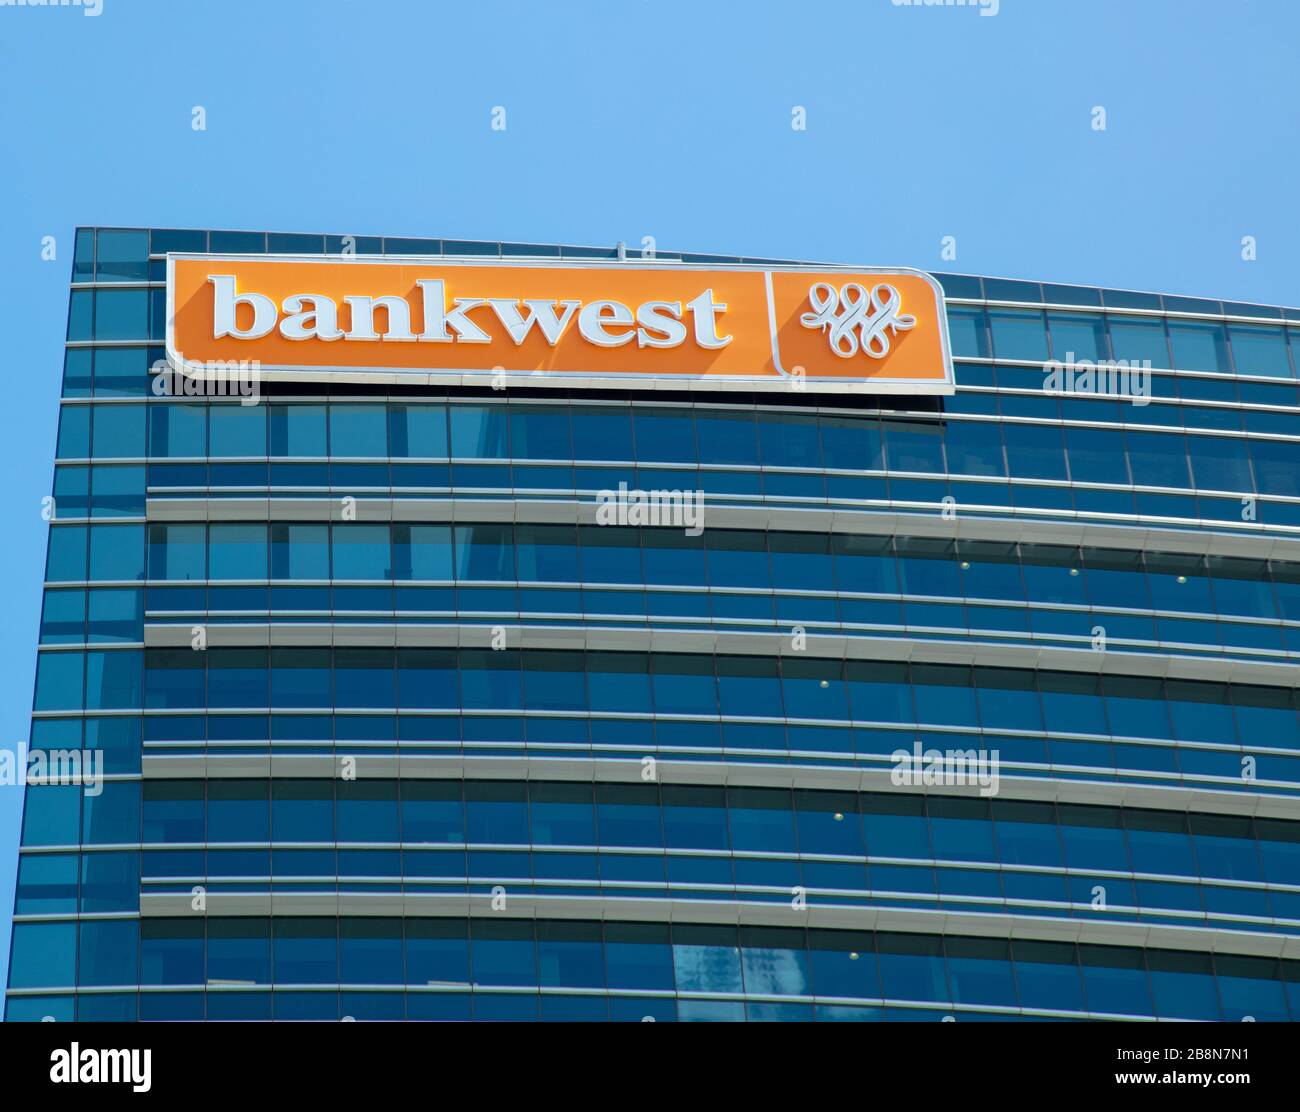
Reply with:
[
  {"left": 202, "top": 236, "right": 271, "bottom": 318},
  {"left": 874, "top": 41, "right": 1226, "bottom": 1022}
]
[{"left": 800, "top": 282, "right": 916, "bottom": 359}]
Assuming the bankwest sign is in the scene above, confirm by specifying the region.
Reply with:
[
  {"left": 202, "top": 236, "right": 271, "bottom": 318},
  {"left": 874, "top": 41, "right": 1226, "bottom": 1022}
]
[{"left": 166, "top": 254, "right": 953, "bottom": 394}]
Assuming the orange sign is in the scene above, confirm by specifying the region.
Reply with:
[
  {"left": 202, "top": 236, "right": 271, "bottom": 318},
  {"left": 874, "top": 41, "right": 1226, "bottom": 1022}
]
[{"left": 166, "top": 254, "right": 953, "bottom": 394}]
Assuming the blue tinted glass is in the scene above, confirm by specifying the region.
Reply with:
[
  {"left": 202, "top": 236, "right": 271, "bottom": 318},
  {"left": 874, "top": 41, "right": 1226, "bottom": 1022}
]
[
  {"left": 695, "top": 411, "right": 759, "bottom": 465},
  {"left": 390, "top": 403, "right": 448, "bottom": 457},
  {"left": 271, "top": 404, "right": 327, "bottom": 456},
  {"left": 1108, "top": 317, "right": 1169, "bottom": 368},
  {"left": 820, "top": 415, "right": 883, "bottom": 471},
  {"left": 68, "top": 291, "right": 93, "bottom": 340},
  {"left": 450, "top": 405, "right": 508, "bottom": 458},
  {"left": 271, "top": 523, "right": 328, "bottom": 579},
  {"left": 78, "top": 915, "right": 139, "bottom": 988},
  {"left": 89, "top": 523, "right": 144, "bottom": 580},
  {"left": 15, "top": 854, "right": 78, "bottom": 914},
  {"left": 95, "top": 289, "right": 149, "bottom": 340},
  {"left": 1168, "top": 320, "right": 1231, "bottom": 374},
  {"left": 1229, "top": 325, "right": 1292, "bottom": 378},
  {"left": 95, "top": 229, "right": 149, "bottom": 282},
  {"left": 674, "top": 932, "right": 743, "bottom": 993},
  {"left": 332, "top": 524, "right": 391, "bottom": 580},
  {"left": 331, "top": 404, "right": 388, "bottom": 457},
  {"left": 1190, "top": 436, "right": 1252, "bottom": 492},
  {"left": 63, "top": 349, "right": 93, "bottom": 398},
  {"left": 210, "top": 405, "right": 266, "bottom": 457},
  {"left": 10, "top": 922, "right": 77, "bottom": 988},
  {"left": 1048, "top": 312, "right": 1108, "bottom": 362},
  {"left": 988, "top": 309, "right": 1049, "bottom": 361},
  {"left": 945, "top": 307, "right": 989, "bottom": 359},
  {"left": 92, "top": 404, "right": 146, "bottom": 457},
  {"left": 209, "top": 523, "right": 267, "bottom": 579},
  {"left": 57, "top": 406, "right": 91, "bottom": 459},
  {"left": 93, "top": 347, "right": 149, "bottom": 397},
  {"left": 73, "top": 227, "right": 95, "bottom": 281},
  {"left": 1125, "top": 431, "right": 1190, "bottom": 488},
  {"left": 883, "top": 421, "right": 945, "bottom": 473},
  {"left": 150, "top": 403, "right": 205, "bottom": 458},
  {"left": 1003, "top": 424, "right": 1067, "bottom": 480}
]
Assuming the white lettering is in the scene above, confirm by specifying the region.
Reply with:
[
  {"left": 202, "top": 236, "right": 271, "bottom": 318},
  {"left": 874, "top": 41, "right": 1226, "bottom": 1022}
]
[
  {"left": 209, "top": 275, "right": 276, "bottom": 340},
  {"left": 279, "top": 294, "right": 343, "bottom": 341},
  {"left": 578, "top": 299, "right": 637, "bottom": 347}
]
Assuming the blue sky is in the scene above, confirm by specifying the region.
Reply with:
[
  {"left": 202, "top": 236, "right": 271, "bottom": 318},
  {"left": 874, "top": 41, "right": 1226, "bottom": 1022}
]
[{"left": 1, "top": 0, "right": 1298, "bottom": 994}]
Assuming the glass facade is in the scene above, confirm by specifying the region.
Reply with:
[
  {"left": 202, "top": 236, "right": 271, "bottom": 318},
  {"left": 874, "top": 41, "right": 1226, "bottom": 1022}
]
[{"left": 8, "top": 227, "right": 1300, "bottom": 1022}]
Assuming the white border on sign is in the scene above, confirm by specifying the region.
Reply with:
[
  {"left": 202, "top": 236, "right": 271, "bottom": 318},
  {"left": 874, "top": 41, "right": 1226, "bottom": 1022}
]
[{"left": 165, "top": 253, "right": 955, "bottom": 396}]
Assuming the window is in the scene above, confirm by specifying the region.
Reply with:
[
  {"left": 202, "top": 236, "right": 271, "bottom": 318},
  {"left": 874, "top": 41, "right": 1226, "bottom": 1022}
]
[
  {"left": 944, "top": 420, "right": 1005, "bottom": 477},
  {"left": 1229, "top": 324, "right": 1292, "bottom": 378},
  {"left": 1124, "top": 431, "right": 1190, "bottom": 489},
  {"left": 450, "top": 405, "right": 508, "bottom": 459},
  {"left": 1249, "top": 439, "right": 1300, "bottom": 497},
  {"left": 210, "top": 405, "right": 266, "bottom": 457},
  {"left": 91, "top": 404, "right": 146, "bottom": 458},
  {"left": 945, "top": 307, "right": 989, "bottom": 358},
  {"left": 94, "top": 289, "right": 149, "bottom": 340},
  {"left": 650, "top": 653, "right": 717, "bottom": 715},
  {"left": 149, "top": 523, "right": 205, "bottom": 580},
  {"left": 1168, "top": 320, "right": 1231, "bottom": 374},
  {"left": 389, "top": 403, "right": 448, "bottom": 458},
  {"left": 209, "top": 523, "right": 267, "bottom": 580},
  {"left": 1189, "top": 436, "right": 1253, "bottom": 492},
  {"left": 332, "top": 524, "right": 391, "bottom": 580},
  {"left": 1048, "top": 311, "right": 1108, "bottom": 362},
  {"left": 696, "top": 410, "right": 759, "bottom": 465},
  {"left": 673, "top": 925, "right": 744, "bottom": 993},
  {"left": 760, "top": 413, "right": 821, "bottom": 469},
  {"left": 1003, "top": 423, "right": 1067, "bottom": 480},
  {"left": 508, "top": 405, "right": 571, "bottom": 460},
  {"left": 271, "top": 523, "right": 329, "bottom": 580},
  {"left": 1108, "top": 317, "right": 1169, "bottom": 368},
  {"left": 330, "top": 404, "right": 388, "bottom": 457},
  {"left": 634, "top": 408, "right": 697, "bottom": 464},
  {"left": 95, "top": 229, "right": 149, "bottom": 283},
  {"left": 9, "top": 922, "right": 77, "bottom": 988},
  {"left": 150, "top": 404, "right": 206, "bottom": 458},
  {"left": 270, "top": 404, "right": 327, "bottom": 456},
  {"left": 93, "top": 347, "right": 149, "bottom": 398},
  {"left": 988, "top": 309, "right": 1049, "bottom": 362}
]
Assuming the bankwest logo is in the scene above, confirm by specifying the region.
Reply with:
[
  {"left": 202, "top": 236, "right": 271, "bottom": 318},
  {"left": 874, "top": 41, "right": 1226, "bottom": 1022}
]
[{"left": 167, "top": 255, "right": 953, "bottom": 395}]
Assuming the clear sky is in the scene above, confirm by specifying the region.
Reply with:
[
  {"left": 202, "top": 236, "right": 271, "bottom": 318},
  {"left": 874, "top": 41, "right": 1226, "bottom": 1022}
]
[{"left": 1, "top": 0, "right": 1298, "bottom": 994}]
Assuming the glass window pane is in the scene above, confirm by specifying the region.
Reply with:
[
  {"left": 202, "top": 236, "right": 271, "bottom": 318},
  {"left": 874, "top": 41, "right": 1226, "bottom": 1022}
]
[
  {"left": 95, "top": 229, "right": 149, "bottom": 283},
  {"left": 271, "top": 404, "right": 327, "bottom": 456},
  {"left": 1168, "top": 320, "right": 1231, "bottom": 374},
  {"left": 330, "top": 404, "right": 388, "bottom": 457},
  {"left": 1108, "top": 317, "right": 1169, "bottom": 368},
  {"left": 1048, "top": 312, "right": 1108, "bottom": 362},
  {"left": 210, "top": 405, "right": 267, "bottom": 457},
  {"left": 390, "top": 403, "right": 448, "bottom": 458},
  {"left": 92, "top": 404, "right": 146, "bottom": 458},
  {"left": 94, "top": 289, "right": 149, "bottom": 340},
  {"left": 1229, "top": 325, "right": 1292, "bottom": 379},
  {"left": 209, "top": 523, "right": 267, "bottom": 580},
  {"left": 988, "top": 309, "right": 1049, "bottom": 362},
  {"left": 149, "top": 404, "right": 206, "bottom": 458}
]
